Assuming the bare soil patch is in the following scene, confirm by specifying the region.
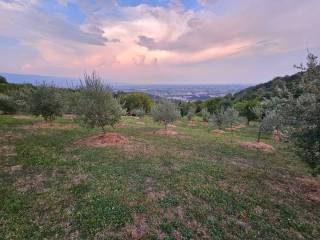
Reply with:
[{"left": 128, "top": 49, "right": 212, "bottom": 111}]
[
  {"left": 78, "top": 133, "right": 129, "bottom": 147},
  {"left": 296, "top": 176, "right": 320, "bottom": 203},
  {"left": 155, "top": 128, "right": 178, "bottom": 136},
  {"left": 76, "top": 133, "right": 155, "bottom": 156},
  {"left": 240, "top": 141, "right": 274, "bottom": 153}
]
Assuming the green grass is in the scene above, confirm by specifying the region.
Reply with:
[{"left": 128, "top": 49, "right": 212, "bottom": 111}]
[{"left": 0, "top": 114, "right": 319, "bottom": 239}]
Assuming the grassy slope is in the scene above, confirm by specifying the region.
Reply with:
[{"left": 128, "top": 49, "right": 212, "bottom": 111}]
[{"left": 0, "top": 115, "right": 319, "bottom": 240}]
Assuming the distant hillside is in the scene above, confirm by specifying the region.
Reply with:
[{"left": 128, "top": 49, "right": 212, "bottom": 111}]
[{"left": 233, "top": 72, "right": 304, "bottom": 101}]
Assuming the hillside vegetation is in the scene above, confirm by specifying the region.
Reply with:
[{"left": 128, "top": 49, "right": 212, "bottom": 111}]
[{"left": 0, "top": 53, "right": 320, "bottom": 239}]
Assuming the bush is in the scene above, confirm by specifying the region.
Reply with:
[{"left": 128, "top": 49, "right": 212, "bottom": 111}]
[
  {"left": 201, "top": 108, "right": 210, "bottom": 122},
  {"left": 120, "top": 92, "right": 153, "bottom": 113},
  {"left": 131, "top": 108, "right": 145, "bottom": 118},
  {"left": 151, "top": 101, "right": 180, "bottom": 128},
  {"left": 0, "top": 94, "right": 17, "bottom": 114},
  {"left": 223, "top": 107, "right": 240, "bottom": 130},
  {"left": 187, "top": 107, "right": 195, "bottom": 121},
  {"left": 211, "top": 109, "right": 225, "bottom": 129},
  {"left": 29, "top": 83, "right": 62, "bottom": 121},
  {"left": 76, "top": 72, "right": 123, "bottom": 132},
  {"left": 234, "top": 100, "right": 258, "bottom": 125}
]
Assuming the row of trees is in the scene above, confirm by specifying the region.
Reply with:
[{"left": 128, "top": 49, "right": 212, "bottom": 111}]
[{"left": 0, "top": 53, "right": 319, "bottom": 173}]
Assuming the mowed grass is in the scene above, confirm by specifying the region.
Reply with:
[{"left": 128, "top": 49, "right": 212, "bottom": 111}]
[{"left": 0, "top": 114, "right": 319, "bottom": 240}]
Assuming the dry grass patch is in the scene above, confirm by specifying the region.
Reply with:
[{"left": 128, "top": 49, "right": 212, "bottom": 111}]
[
  {"left": 76, "top": 133, "right": 155, "bottom": 156},
  {"left": 268, "top": 176, "right": 320, "bottom": 204},
  {"left": 0, "top": 145, "right": 16, "bottom": 157},
  {"left": 21, "top": 122, "right": 78, "bottom": 130},
  {"left": 15, "top": 174, "right": 47, "bottom": 193},
  {"left": 154, "top": 128, "right": 179, "bottom": 136},
  {"left": 212, "top": 129, "right": 225, "bottom": 134},
  {"left": 126, "top": 214, "right": 148, "bottom": 239},
  {"left": 240, "top": 141, "right": 274, "bottom": 153}
]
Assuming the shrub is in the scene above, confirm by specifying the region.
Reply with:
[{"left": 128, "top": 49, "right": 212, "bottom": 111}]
[
  {"left": 223, "top": 107, "right": 240, "bottom": 130},
  {"left": 29, "top": 83, "right": 62, "bottom": 121},
  {"left": 211, "top": 109, "right": 225, "bottom": 129},
  {"left": 76, "top": 72, "right": 123, "bottom": 133},
  {"left": 201, "top": 108, "right": 210, "bottom": 122},
  {"left": 234, "top": 100, "right": 258, "bottom": 125},
  {"left": 0, "top": 94, "right": 17, "bottom": 114},
  {"left": 120, "top": 92, "right": 153, "bottom": 113},
  {"left": 187, "top": 107, "right": 195, "bottom": 121},
  {"left": 131, "top": 108, "right": 145, "bottom": 118},
  {"left": 151, "top": 101, "right": 180, "bottom": 128}
]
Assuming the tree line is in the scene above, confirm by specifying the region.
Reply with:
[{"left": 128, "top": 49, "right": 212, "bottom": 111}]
[{"left": 0, "top": 53, "right": 319, "bottom": 174}]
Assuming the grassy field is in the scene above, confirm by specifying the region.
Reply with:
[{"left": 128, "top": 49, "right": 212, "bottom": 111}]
[{"left": 0, "top": 114, "right": 319, "bottom": 239}]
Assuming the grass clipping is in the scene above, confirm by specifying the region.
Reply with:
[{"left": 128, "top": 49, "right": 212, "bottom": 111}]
[{"left": 240, "top": 141, "right": 274, "bottom": 153}]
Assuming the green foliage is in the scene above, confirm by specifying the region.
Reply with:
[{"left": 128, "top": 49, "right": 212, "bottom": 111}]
[
  {"left": 204, "top": 97, "right": 223, "bottom": 114},
  {"left": 211, "top": 108, "right": 225, "bottom": 129},
  {"left": 223, "top": 107, "right": 240, "bottom": 129},
  {"left": 276, "top": 52, "right": 320, "bottom": 173},
  {"left": 29, "top": 83, "right": 62, "bottom": 121},
  {"left": 234, "top": 100, "right": 258, "bottom": 125},
  {"left": 120, "top": 92, "right": 153, "bottom": 113},
  {"left": 0, "top": 75, "right": 8, "bottom": 84},
  {"left": 151, "top": 100, "right": 180, "bottom": 127},
  {"left": 7, "top": 88, "right": 33, "bottom": 113},
  {"left": 201, "top": 108, "right": 210, "bottom": 122},
  {"left": 76, "top": 72, "right": 123, "bottom": 132},
  {"left": 75, "top": 195, "right": 131, "bottom": 237},
  {"left": 204, "top": 98, "right": 232, "bottom": 115},
  {"left": 187, "top": 107, "right": 195, "bottom": 121},
  {"left": 131, "top": 108, "right": 145, "bottom": 118},
  {"left": 0, "top": 94, "right": 17, "bottom": 114}
]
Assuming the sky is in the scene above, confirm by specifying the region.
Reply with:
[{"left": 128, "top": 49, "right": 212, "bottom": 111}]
[{"left": 0, "top": 0, "right": 320, "bottom": 85}]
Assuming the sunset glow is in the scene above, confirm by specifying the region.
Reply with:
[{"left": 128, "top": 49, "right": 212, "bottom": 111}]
[{"left": 1, "top": 0, "right": 320, "bottom": 84}]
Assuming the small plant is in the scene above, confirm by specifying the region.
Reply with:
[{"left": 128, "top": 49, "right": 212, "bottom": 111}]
[
  {"left": 201, "top": 108, "right": 210, "bottom": 122},
  {"left": 76, "top": 72, "right": 123, "bottom": 133},
  {"left": 151, "top": 101, "right": 180, "bottom": 128},
  {"left": 223, "top": 107, "right": 240, "bottom": 130},
  {"left": 29, "top": 83, "right": 62, "bottom": 121}
]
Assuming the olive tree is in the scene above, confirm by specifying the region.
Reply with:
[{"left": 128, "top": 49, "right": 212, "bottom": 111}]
[
  {"left": 211, "top": 108, "right": 225, "bottom": 129},
  {"left": 223, "top": 107, "right": 240, "bottom": 130},
  {"left": 29, "top": 83, "right": 62, "bottom": 121},
  {"left": 201, "top": 108, "right": 210, "bottom": 122},
  {"left": 187, "top": 107, "right": 195, "bottom": 121},
  {"left": 0, "top": 94, "right": 17, "bottom": 114},
  {"left": 151, "top": 101, "right": 180, "bottom": 128},
  {"left": 76, "top": 72, "right": 123, "bottom": 133}
]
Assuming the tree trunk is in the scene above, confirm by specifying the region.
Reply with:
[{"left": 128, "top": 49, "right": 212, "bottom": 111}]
[
  {"left": 257, "top": 124, "right": 262, "bottom": 143},
  {"left": 101, "top": 125, "right": 106, "bottom": 134}
]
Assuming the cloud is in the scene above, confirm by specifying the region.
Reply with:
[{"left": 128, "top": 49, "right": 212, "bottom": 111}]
[{"left": 0, "top": 0, "right": 320, "bottom": 84}]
